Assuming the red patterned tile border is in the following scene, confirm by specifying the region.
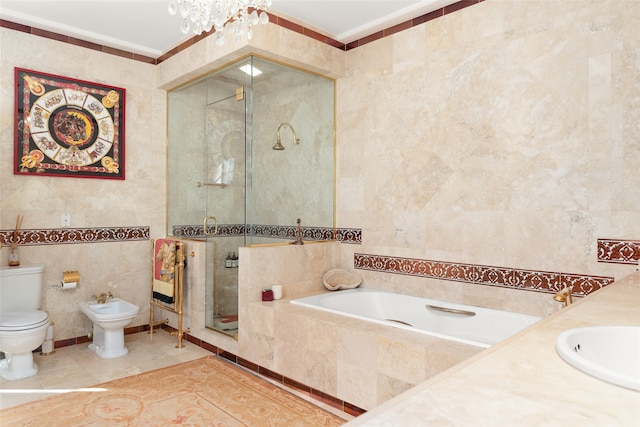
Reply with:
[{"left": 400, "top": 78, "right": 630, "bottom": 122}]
[
  {"left": 0, "top": 226, "right": 149, "bottom": 246},
  {"left": 354, "top": 253, "right": 613, "bottom": 296},
  {"left": 333, "top": 228, "right": 362, "bottom": 244},
  {"left": 172, "top": 224, "right": 361, "bottom": 244},
  {"left": 597, "top": 239, "right": 640, "bottom": 264}
]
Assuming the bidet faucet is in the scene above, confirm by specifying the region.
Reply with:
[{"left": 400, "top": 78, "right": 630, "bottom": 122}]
[{"left": 92, "top": 292, "right": 113, "bottom": 304}]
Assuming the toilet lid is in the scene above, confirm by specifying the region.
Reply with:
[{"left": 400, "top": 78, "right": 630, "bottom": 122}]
[{"left": 0, "top": 310, "right": 49, "bottom": 331}]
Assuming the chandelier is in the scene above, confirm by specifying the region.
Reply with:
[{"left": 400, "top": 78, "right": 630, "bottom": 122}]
[{"left": 168, "top": 0, "right": 271, "bottom": 46}]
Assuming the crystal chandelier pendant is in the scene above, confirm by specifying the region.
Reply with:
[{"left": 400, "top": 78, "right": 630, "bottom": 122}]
[
  {"left": 168, "top": 0, "right": 178, "bottom": 15},
  {"left": 168, "top": 0, "right": 272, "bottom": 45}
]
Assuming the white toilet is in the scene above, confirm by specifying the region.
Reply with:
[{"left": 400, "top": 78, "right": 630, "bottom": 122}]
[
  {"left": 0, "top": 264, "right": 50, "bottom": 381},
  {"left": 79, "top": 298, "right": 139, "bottom": 359}
]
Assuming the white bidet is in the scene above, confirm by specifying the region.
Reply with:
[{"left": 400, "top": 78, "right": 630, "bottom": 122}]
[{"left": 78, "top": 298, "right": 139, "bottom": 359}]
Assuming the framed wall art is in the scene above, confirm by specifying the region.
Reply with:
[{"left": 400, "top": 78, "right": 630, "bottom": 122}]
[{"left": 14, "top": 68, "right": 126, "bottom": 180}]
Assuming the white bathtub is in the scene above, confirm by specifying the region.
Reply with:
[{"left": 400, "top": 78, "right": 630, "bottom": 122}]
[{"left": 291, "top": 288, "right": 541, "bottom": 348}]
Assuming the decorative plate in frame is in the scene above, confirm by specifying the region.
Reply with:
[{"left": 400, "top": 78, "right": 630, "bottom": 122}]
[{"left": 14, "top": 68, "right": 126, "bottom": 180}]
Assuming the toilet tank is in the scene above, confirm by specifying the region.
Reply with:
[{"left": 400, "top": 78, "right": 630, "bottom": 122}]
[{"left": 0, "top": 265, "right": 45, "bottom": 312}]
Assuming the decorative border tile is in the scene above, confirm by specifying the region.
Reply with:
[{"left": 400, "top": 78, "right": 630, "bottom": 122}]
[
  {"left": 172, "top": 224, "right": 361, "bottom": 244},
  {"left": 0, "top": 226, "right": 149, "bottom": 246},
  {"left": 172, "top": 224, "right": 247, "bottom": 239},
  {"left": 597, "top": 239, "right": 640, "bottom": 264},
  {"left": 354, "top": 253, "right": 613, "bottom": 296},
  {"left": 0, "top": 224, "right": 360, "bottom": 246}
]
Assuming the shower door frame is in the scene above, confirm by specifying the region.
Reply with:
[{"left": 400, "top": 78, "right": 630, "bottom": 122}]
[{"left": 203, "top": 69, "right": 252, "bottom": 338}]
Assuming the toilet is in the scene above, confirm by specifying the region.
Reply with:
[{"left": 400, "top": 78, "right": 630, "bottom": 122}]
[
  {"left": 0, "top": 264, "right": 50, "bottom": 381},
  {"left": 79, "top": 298, "right": 139, "bottom": 359}
]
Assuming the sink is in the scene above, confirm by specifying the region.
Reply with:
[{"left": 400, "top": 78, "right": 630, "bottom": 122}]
[{"left": 556, "top": 326, "right": 640, "bottom": 391}]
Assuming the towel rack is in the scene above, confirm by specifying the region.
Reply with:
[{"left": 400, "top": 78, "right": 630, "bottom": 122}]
[{"left": 149, "top": 239, "right": 190, "bottom": 348}]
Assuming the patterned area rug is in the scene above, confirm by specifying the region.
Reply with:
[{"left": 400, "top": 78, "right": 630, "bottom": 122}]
[{"left": 1, "top": 356, "right": 345, "bottom": 426}]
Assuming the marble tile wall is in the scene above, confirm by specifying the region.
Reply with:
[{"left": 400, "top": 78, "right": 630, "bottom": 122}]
[
  {"left": 3, "top": 1, "right": 637, "bottom": 318},
  {"left": 0, "top": 28, "right": 166, "bottom": 341},
  {"left": 335, "top": 0, "right": 640, "bottom": 309},
  {"left": 251, "top": 66, "right": 334, "bottom": 229}
]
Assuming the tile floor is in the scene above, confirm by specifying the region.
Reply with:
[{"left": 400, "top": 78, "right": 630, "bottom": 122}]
[
  {"left": 0, "top": 331, "right": 352, "bottom": 422},
  {"left": 0, "top": 330, "right": 212, "bottom": 410}
]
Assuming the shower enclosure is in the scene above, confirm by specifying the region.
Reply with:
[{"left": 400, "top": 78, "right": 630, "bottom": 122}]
[{"left": 166, "top": 56, "right": 335, "bottom": 337}]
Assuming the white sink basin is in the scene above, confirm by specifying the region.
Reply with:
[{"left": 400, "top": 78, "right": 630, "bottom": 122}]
[{"left": 556, "top": 326, "right": 640, "bottom": 391}]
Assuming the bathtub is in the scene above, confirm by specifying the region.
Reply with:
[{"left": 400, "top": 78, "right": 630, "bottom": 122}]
[{"left": 291, "top": 288, "right": 541, "bottom": 348}]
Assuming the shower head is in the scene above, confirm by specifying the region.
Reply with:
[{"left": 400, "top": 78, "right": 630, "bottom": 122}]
[
  {"left": 273, "top": 122, "right": 300, "bottom": 151},
  {"left": 272, "top": 137, "right": 285, "bottom": 150}
]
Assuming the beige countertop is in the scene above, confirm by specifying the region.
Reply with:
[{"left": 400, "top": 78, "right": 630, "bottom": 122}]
[{"left": 346, "top": 272, "right": 640, "bottom": 426}]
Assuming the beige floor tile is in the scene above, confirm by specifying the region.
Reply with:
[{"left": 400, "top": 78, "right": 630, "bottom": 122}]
[
  {"left": 0, "top": 330, "right": 351, "bottom": 422},
  {"left": 0, "top": 330, "right": 206, "bottom": 410}
]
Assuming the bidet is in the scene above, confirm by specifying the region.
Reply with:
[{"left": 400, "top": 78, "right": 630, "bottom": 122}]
[{"left": 78, "top": 298, "right": 139, "bottom": 359}]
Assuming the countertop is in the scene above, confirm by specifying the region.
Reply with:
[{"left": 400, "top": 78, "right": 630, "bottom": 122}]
[{"left": 345, "top": 272, "right": 640, "bottom": 426}]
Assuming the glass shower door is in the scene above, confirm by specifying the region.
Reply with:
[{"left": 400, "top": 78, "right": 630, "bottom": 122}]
[{"left": 204, "top": 82, "right": 247, "bottom": 337}]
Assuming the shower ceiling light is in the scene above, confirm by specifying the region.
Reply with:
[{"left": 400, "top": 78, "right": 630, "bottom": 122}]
[
  {"left": 239, "top": 64, "right": 262, "bottom": 76},
  {"left": 168, "top": 0, "right": 271, "bottom": 46}
]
